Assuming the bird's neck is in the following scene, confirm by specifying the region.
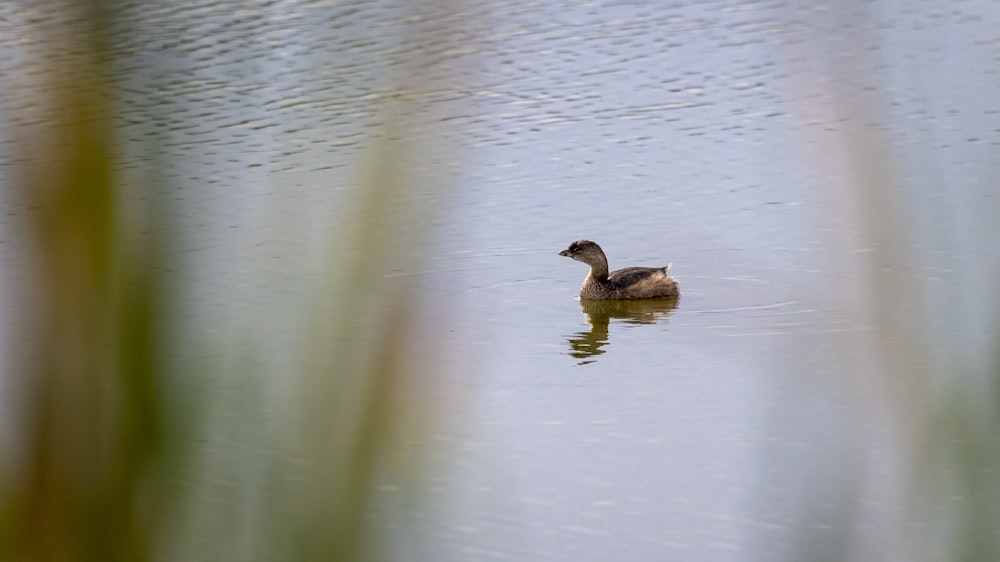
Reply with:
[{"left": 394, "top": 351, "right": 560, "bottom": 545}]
[{"left": 588, "top": 257, "right": 609, "bottom": 282}]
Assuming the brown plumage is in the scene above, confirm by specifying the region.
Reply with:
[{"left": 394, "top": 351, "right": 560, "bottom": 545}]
[{"left": 559, "top": 240, "right": 679, "bottom": 300}]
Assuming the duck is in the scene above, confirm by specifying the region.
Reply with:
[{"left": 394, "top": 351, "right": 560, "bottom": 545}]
[{"left": 559, "top": 240, "right": 679, "bottom": 300}]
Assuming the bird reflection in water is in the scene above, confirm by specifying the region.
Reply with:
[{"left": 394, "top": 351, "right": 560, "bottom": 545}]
[{"left": 565, "top": 298, "right": 678, "bottom": 365}]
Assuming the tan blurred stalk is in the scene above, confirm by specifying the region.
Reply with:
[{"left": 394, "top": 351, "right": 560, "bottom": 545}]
[
  {"left": 786, "top": 2, "right": 1000, "bottom": 560},
  {"left": 1, "top": 4, "right": 174, "bottom": 562}
]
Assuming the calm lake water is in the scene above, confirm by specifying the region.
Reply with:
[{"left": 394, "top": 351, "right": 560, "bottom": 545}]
[{"left": 3, "top": 0, "right": 1000, "bottom": 560}]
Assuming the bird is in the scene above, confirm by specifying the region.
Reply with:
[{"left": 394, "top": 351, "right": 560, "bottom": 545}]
[{"left": 559, "top": 240, "right": 679, "bottom": 300}]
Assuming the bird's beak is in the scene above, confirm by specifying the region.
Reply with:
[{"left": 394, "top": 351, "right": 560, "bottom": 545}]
[{"left": 559, "top": 250, "right": 570, "bottom": 257}]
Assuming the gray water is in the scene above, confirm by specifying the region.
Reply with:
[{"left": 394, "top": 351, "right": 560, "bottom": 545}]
[{"left": 3, "top": 1, "right": 1000, "bottom": 561}]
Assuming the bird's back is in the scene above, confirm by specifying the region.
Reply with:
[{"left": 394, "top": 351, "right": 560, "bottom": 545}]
[{"left": 582, "top": 266, "right": 678, "bottom": 300}]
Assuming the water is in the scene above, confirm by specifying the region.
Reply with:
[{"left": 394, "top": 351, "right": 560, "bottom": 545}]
[{"left": 3, "top": 0, "right": 1000, "bottom": 560}]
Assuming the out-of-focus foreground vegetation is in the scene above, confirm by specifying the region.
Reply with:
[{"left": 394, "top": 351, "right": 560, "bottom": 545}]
[
  {"left": 0, "top": 2, "right": 444, "bottom": 561},
  {"left": 784, "top": 6, "right": 1000, "bottom": 559}
]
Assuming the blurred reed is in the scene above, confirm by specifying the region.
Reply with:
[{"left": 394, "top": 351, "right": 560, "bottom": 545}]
[
  {"left": 783, "top": 3, "right": 1000, "bottom": 560},
  {"left": 1, "top": 2, "right": 453, "bottom": 562},
  {"left": 1, "top": 4, "right": 175, "bottom": 561}
]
